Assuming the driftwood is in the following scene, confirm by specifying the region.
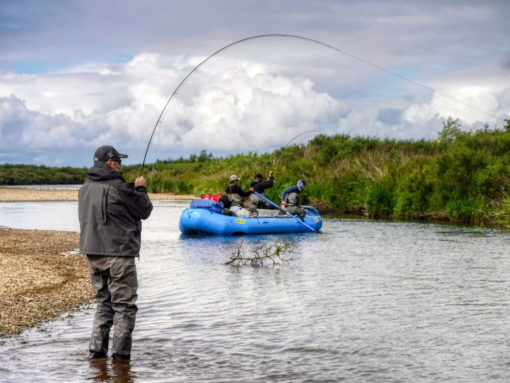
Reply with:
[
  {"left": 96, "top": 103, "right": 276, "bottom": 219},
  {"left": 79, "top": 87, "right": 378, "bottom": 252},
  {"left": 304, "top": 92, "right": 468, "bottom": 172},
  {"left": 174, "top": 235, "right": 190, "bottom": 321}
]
[{"left": 225, "top": 238, "right": 294, "bottom": 267}]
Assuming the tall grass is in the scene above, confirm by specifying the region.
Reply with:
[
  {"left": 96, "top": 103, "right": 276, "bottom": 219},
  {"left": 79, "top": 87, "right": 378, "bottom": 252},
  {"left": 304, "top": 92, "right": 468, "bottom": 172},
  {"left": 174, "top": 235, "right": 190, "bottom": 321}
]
[
  {"left": 123, "top": 118, "right": 510, "bottom": 226},
  {"left": 4, "top": 118, "right": 510, "bottom": 227}
]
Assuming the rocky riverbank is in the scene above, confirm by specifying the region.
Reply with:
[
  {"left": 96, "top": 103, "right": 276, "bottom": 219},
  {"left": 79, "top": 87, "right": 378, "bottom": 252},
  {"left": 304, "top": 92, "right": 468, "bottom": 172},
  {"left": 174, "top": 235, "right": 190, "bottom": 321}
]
[
  {"left": 0, "top": 187, "right": 193, "bottom": 337},
  {"left": 0, "top": 228, "right": 93, "bottom": 336}
]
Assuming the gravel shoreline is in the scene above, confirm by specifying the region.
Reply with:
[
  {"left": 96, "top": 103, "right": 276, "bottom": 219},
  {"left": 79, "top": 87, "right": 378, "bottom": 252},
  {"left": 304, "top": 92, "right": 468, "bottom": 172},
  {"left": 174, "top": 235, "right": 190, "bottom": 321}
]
[
  {"left": 0, "top": 188, "right": 194, "bottom": 337},
  {"left": 0, "top": 187, "right": 195, "bottom": 201},
  {"left": 0, "top": 228, "right": 94, "bottom": 337}
]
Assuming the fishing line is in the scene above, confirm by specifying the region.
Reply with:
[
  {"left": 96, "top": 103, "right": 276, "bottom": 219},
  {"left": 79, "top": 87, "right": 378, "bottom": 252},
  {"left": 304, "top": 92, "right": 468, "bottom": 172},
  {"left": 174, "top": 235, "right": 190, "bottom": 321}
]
[
  {"left": 272, "top": 129, "right": 322, "bottom": 176},
  {"left": 283, "top": 130, "right": 323, "bottom": 149},
  {"left": 140, "top": 33, "right": 499, "bottom": 175}
]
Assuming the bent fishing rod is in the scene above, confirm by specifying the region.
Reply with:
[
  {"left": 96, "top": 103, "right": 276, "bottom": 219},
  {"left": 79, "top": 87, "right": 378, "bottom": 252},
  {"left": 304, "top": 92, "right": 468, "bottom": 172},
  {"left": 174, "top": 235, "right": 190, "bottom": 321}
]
[
  {"left": 139, "top": 34, "right": 328, "bottom": 175},
  {"left": 139, "top": 33, "right": 500, "bottom": 175},
  {"left": 271, "top": 129, "right": 322, "bottom": 182}
]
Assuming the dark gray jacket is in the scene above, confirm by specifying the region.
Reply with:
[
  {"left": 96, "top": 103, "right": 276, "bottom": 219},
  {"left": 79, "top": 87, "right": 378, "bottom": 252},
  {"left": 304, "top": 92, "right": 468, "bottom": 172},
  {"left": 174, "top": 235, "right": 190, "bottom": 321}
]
[{"left": 79, "top": 162, "right": 153, "bottom": 257}]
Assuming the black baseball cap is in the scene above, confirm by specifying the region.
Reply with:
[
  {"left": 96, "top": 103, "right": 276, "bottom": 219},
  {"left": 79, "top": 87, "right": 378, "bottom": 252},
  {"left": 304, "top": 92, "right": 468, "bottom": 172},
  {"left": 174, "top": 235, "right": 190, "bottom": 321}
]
[
  {"left": 255, "top": 173, "right": 263, "bottom": 179},
  {"left": 94, "top": 145, "right": 128, "bottom": 162}
]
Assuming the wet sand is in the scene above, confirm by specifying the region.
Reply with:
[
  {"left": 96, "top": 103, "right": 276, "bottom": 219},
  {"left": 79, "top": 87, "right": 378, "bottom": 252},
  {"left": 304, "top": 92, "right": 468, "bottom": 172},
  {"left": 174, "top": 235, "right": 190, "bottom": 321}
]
[
  {"left": 0, "top": 188, "right": 195, "bottom": 337},
  {"left": 0, "top": 187, "right": 195, "bottom": 201}
]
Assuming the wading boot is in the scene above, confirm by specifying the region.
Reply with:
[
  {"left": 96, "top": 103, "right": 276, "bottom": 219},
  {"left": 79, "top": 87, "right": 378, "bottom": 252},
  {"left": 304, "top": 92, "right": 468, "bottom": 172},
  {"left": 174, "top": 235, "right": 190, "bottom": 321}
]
[
  {"left": 89, "top": 350, "right": 108, "bottom": 359},
  {"left": 112, "top": 353, "right": 131, "bottom": 361}
]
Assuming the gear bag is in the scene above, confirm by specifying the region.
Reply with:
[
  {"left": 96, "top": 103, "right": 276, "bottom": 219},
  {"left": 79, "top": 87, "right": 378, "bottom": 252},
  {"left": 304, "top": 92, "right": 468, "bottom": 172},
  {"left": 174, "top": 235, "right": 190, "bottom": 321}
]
[
  {"left": 190, "top": 199, "right": 224, "bottom": 214},
  {"left": 201, "top": 193, "right": 223, "bottom": 202}
]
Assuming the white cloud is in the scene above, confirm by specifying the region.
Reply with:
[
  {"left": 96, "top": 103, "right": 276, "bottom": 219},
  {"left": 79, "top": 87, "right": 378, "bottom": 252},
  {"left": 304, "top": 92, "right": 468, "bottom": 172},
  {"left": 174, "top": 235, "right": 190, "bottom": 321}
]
[
  {"left": 1, "top": 47, "right": 510, "bottom": 166},
  {"left": 330, "top": 84, "right": 510, "bottom": 141},
  {"left": 403, "top": 86, "right": 500, "bottom": 125},
  {"left": 156, "top": 61, "right": 346, "bottom": 152},
  {"left": 0, "top": 53, "right": 347, "bottom": 164},
  {"left": 0, "top": 95, "right": 107, "bottom": 150},
  {"left": 0, "top": 1, "right": 509, "bottom": 166}
]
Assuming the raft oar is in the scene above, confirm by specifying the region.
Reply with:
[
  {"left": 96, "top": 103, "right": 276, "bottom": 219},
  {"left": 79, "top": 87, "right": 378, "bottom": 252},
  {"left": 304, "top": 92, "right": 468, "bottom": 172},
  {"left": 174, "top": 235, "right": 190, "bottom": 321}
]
[{"left": 253, "top": 191, "right": 316, "bottom": 232}]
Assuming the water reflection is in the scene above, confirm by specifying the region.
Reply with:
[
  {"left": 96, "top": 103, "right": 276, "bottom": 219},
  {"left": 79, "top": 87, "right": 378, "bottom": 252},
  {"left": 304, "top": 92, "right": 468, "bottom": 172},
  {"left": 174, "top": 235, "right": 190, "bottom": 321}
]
[
  {"left": 1, "top": 201, "right": 510, "bottom": 382},
  {"left": 89, "top": 359, "right": 134, "bottom": 383}
]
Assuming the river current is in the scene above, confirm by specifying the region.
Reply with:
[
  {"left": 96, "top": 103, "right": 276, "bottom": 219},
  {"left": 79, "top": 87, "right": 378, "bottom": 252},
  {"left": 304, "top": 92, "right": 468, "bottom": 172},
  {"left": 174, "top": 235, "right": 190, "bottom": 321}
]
[{"left": 0, "top": 200, "right": 509, "bottom": 382}]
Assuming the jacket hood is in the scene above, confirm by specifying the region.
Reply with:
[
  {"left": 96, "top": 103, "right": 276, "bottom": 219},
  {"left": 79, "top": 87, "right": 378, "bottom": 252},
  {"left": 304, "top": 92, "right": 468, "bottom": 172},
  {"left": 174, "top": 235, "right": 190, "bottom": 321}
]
[{"left": 87, "top": 161, "right": 125, "bottom": 182}]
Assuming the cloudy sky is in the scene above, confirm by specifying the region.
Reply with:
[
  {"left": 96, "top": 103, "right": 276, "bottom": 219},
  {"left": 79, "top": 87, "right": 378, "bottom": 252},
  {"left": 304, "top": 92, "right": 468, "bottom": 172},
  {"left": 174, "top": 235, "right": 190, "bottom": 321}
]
[{"left": 1, "top": 0, "right": 509, "bottom": 166}]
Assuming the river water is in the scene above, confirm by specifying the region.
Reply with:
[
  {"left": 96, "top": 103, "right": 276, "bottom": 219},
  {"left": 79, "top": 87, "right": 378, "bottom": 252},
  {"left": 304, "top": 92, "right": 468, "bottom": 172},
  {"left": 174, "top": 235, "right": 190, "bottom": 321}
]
[{"left": 0, "top": 200, "right": 509, "bottom": 382}]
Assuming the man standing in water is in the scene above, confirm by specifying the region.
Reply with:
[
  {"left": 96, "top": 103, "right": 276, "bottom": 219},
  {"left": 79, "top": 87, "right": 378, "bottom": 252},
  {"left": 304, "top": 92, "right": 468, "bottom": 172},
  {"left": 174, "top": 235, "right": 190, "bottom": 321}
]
[{"left": 79, "top": 145, "right": 153, "bottom": 360}]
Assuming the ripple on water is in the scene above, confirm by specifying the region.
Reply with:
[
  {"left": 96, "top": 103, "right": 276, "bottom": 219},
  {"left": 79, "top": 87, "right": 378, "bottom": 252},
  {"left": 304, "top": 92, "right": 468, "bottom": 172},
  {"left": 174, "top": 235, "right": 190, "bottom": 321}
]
[{"left": 0, "top": 203, "right": 510, "bottom": 381}]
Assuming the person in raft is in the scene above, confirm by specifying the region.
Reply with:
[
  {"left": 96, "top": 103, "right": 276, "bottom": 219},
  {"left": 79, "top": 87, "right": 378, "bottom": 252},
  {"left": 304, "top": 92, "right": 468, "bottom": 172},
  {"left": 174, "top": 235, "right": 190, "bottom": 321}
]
[
  {"left": 225, "top": 174, "right": 257, "bottom": 216},
  {"left": 280, "top": 179, "right": 307, "bottom": 218},
  {"left": 78, "top": 145, "right": 153, "bottom": 361},
  {"left": 249, "top": 170, "right": 275, "bottom": 209}
]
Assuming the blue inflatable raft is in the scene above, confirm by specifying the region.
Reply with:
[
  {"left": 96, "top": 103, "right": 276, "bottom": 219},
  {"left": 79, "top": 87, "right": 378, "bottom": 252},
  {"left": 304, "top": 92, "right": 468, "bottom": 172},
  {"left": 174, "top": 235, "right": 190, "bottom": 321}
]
[{"left": 179, "top": 201, "right": 322, "bottom": 235}]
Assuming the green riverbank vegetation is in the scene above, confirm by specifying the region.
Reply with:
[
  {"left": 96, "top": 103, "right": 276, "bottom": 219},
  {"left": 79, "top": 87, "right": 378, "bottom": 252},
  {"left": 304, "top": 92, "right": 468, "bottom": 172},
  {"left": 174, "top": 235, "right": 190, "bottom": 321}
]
[
  {"left": 122, "top": 118, "right": 510, "bottom": 227},
  {"left": 3, "top": 118, "right": 510, "bottom": 227}
]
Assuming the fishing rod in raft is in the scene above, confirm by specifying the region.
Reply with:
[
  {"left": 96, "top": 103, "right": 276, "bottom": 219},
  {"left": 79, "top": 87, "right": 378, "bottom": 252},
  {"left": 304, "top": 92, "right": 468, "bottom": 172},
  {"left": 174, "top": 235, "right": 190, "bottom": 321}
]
[
  {"left": 139, "top": 33, "right": 500, "bottom": 176},
  {"left": 253, "top": 191, "right": 316, "bottom": 232},
  {"left": 271, "top": 129, "right": 322, "bottom": 182}
]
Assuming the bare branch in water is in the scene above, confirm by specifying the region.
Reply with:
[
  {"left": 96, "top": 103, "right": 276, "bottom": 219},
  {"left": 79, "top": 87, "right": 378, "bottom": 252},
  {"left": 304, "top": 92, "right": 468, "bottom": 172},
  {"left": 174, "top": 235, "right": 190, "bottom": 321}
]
[{"left": 225, "top": 238, "right": 294, "bottom": 267}]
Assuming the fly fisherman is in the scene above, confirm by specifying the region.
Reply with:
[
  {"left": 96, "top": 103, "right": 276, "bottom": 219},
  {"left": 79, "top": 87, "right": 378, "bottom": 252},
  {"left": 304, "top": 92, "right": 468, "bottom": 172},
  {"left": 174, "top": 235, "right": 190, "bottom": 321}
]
[{"left": 79, "top": 145, "right": 153, "bottom": 361}]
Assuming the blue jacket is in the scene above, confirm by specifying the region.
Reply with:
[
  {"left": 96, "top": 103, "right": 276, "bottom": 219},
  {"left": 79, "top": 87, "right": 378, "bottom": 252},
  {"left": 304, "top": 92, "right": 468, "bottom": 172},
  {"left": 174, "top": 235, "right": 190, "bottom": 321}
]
[{"left": 281, "top": 185, "right": 300, "bottom": 202}]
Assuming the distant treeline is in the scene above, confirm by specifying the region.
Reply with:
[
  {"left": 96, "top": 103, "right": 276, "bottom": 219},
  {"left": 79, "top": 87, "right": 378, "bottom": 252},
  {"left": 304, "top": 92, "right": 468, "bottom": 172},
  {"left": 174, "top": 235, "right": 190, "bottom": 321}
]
[
  {"left": 4, "top": 117, "right": 510, "bottom": 226},
  {"left": 0, "top": 164, "right": 87, "bottom": 185}
]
